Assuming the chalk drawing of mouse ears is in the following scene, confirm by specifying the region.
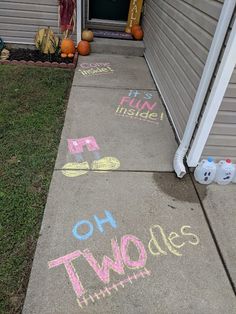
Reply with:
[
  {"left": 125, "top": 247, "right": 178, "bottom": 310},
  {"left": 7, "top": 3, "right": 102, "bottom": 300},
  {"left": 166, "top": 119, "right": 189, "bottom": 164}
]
[{"left": 62, "top": 136, "right": 120, "bottom": 177}]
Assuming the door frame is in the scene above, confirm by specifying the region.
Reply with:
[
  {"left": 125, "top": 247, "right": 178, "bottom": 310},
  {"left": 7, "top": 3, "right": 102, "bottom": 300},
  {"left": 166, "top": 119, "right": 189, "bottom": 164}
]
[{"left": 85, "top": 0, "right": 127, "bottom": 31}]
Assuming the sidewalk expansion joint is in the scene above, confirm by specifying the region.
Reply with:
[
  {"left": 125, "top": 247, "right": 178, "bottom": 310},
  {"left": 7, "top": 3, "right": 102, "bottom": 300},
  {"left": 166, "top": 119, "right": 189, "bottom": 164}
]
[
  {"left": 71, "top": 84, "right": 157, "bottom": 91},
  {"left": 54, "top": 168, "right": 175, "bottom": 174},
  {"left": 190, "top": 174, "right": 236, "bottom": 296}
]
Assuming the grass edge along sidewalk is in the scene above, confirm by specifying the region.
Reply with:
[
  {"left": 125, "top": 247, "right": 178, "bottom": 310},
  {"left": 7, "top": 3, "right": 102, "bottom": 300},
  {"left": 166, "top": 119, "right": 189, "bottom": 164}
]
[{"left": 0, "top": 65, "right": 74, "bottom": 314}]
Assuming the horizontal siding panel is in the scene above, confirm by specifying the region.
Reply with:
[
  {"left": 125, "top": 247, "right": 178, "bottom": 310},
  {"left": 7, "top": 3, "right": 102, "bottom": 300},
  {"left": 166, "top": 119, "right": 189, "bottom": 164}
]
[
  {"left": 0, "top": 22, "right": 58, "bottom": 33},
  {"left": 1, "top": 0, "right": 56, "bottom": 4},
  {"left": 144, "top": 19, "right": 191, "bottom": 133},
  {"left": 211, "top": 123, "right": 236, "bottom": 136},
  {"left": 1, "top": 36, "right": 34, "bottom": 44},
  {"left": 145, "top": 12, "right": 197, "bottom": 100},
  {"left": 224, "top": 84, "right": 236, "bottom": 98},
  {"left": 165, "top": 0, "right": 218, "bottom": 35},
  {"left": 145, "top": 6, "right": 201, "bottom": 87},
  {"left": 0, "top": 2, "right": 57, "bottom": 13},
  {"left": 203, "top": 42, "right": 236, "bottom": 161},
  {"left": 229, "top": 68, "right": 236, "bottom": 83},
  {"left": 202, "top": 146, "right": 236, "bottom": 161},
  {"left": 215, "top": 111, "right": 236, "bottom": 124},
  {"left": 220, "top": 98, "right": 236, "bottom": 111},
  {"left": 155, "top": 0, "right": 213, "bottom": 50},
  {"left": 182, "top": 0, "right": 222, "bottom": 20},
  {"left": 143, "top": 0, "right": 221, "bottom": 138},
  {"left": 3, "top": 30, "right": 45, "bottom": 39},
  {"left": 145, "top": 49, "right": 185, "bottom": 139},
  {"left": 153, "top": 0, "right": 209, "bottom": 65},
  {"left": 205, "top": 135, "right": 236, "bottom": 147},
  {"left": 0, "top": 16, "right": 58, "bottom": 27},
  {"left": 0, "top": 1, "right": 76, "bottom": 44},
  {"left": 0, "top": 9, "right": 58, "bottom": 20}
]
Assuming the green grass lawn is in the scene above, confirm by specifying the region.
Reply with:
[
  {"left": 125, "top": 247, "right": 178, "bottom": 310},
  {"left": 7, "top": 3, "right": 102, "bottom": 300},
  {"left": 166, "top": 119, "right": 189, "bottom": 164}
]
[{"left": 0, "top": 65, "right": 74, "bottom": 313}]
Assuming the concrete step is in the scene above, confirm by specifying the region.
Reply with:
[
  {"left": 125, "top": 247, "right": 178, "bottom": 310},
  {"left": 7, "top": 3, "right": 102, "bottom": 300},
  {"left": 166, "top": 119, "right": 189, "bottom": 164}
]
[{"left": 90, "top": 37, "right": 145, "bottom": 56}]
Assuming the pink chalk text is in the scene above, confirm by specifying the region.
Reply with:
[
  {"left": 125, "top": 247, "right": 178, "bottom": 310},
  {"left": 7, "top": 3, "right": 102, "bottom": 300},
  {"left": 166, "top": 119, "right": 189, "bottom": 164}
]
[{"left": 48, "top": 234, "right": 148, "bottom": 298}]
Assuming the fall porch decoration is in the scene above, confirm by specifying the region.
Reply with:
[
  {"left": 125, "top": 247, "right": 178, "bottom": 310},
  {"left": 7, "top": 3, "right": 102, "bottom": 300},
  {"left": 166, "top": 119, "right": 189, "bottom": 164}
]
[
  {"left": 35, "top": 27, "right": 59, "bottom": 54},
  {"left": 125, "top": 0, "right": 144, "bottom": 34},
  {"left": 132, "top": 28, "right": 144, "bottom": 40},
  {"left": 61, "top": 37, "right": 76, "bottom": 55},
  {"left": 82, "top": 29, "right": 94, "bottom": 42},
  {"left": 131, "top": 24, "right": 141, "bottom": 35},
  {"left": 0, "top": 48, "right": 10, "bottom": 61},
  {"left": 58, "top": 0, "right": 76, "bottom": 37},
  {"left": 77, "top": 40, "right": 90, "bottom": 56}
]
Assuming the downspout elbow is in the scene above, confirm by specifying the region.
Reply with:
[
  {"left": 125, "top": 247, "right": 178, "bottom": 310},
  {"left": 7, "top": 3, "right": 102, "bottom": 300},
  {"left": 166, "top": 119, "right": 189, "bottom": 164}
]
[
  {"left": 172, "top": 0, "right": 234, "bottom": 178},
  {"left": 173, "top": 144, "right": 188, "bottom": 178}
]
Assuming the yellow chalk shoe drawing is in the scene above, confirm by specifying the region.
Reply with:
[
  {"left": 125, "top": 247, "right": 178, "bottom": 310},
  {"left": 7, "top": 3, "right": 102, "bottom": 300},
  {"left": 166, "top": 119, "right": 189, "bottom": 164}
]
[
  {"left": 62, "top": 162, "right": 90, "bottom": 177},
  {"left": 91, "top": 157, "right": 120, "bottom": 172}
]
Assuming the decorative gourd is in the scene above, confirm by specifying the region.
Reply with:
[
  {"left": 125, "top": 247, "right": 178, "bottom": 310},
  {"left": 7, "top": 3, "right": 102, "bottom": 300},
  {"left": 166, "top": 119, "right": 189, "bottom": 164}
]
[
  {"left": 61, "top": 38, "right": 75, "bottom": 54},
  {"left": 68, "top": 53, "right": 74, "bottom": 58},
  {"left": 82, "top": 29, "right": 94, "bottom": 42},
  {"left": 0, "top": 48, "right": 10, "bottom": 61},
  {"left": 131, "top": 24, "right": 141, "bottom": 35},
  {"left": 77, "top": 40, "right": 90, "bottom": 56},
  {"left": 61, "top": 53, "right": 68, "bottom": 58},
  {"left": 35, "top": 27, "right": 59, "bottom": 54},
  {"left": 133, "top": 28, "right": 143, "bottom": 40}
]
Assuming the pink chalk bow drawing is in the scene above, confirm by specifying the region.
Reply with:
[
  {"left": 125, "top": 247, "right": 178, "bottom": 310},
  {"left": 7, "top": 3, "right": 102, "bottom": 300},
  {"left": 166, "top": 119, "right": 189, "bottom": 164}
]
[
  {"left": 67, "top": 136, "right": 101, "bottom": 162},
  {"left": 62, "top": 136, "right": 120, "bottom": 177}
]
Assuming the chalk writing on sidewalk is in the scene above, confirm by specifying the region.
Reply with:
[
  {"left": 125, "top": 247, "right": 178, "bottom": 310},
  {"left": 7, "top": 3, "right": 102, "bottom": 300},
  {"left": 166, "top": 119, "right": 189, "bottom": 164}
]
[
  {"left": 78, "top": 62, "right": 114, "bottom": 77},
  {"left": 77, "top": 268, "right": 151, "bottom": 309},
  {"left": 48, "top": 220, "right": 200, "bottom": 306},
  {"left": 62, "top": 136, "right": 120, "bottom": 177},
  {"left": 115, "top": 90, "right": 164, "bottom": 125},
  {"left": 72, "top": 210, "right": 117, "bottom": 241}
]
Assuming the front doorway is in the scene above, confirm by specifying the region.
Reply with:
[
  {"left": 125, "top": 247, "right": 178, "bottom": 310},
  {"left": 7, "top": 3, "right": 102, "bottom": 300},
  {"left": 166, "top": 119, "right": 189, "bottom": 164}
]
[{"left": 85, "top": 0, "right": 130, "bottom": 31}]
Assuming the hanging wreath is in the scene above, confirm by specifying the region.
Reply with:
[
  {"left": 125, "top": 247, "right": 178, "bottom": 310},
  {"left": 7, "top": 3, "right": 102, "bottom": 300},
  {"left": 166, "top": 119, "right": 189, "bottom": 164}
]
[{"left": 58, "top": 0, "right": 76, "bottom": 37}]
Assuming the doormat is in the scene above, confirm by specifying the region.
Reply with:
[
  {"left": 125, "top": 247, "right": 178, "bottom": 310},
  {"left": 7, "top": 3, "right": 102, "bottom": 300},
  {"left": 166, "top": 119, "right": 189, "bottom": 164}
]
[{"left": 92, "top": 29, "right": 133, "bottom": 40}]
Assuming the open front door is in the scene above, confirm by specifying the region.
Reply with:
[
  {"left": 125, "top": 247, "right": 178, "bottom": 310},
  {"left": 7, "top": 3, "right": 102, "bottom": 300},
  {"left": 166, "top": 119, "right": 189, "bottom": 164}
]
[{"left": 86, "top": 0, "right": 130, "bottom": 31}]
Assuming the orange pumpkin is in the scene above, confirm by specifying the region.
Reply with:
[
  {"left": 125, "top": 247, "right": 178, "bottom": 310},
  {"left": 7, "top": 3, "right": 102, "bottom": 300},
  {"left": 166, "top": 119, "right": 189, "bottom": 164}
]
[
  {"left": 77, "top": 40, "right": 90, "bottom": 56},
  {"left": 131, "top": 24, "right": 141, "bottom": 35},
  {"left": 61, "top": 38, "right": 75, "bottom": 54},
  {"left": 133, "top": 28, "right": 143, "bottom": 40},
  {"left": 68, "top": 53, "right": 74, "bottom": 58},
  {"left": 82, "top": 29, "right": 94, "bottom": 42},
  {"left": 61, "top": 53, "right": 68, "bottom": 58}
]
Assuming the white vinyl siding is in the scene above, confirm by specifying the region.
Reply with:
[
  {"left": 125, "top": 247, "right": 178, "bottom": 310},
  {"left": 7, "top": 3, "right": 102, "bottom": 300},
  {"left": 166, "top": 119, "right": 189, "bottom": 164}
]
[
  {"left": 0, "top": 0, "right": 76, "bottom": 44},
  {"left": 142, "top": 0, "right": 223, "bottom": 139},
  {"left": 201, "top": 67, "right": 236, "bottom": 162}
]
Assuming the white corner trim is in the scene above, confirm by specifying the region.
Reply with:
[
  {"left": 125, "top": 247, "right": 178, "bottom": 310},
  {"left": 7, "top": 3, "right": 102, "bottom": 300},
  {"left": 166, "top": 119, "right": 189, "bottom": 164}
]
[
  {"left": 77, "top": 0, "right": 82, "bottom": 43},
  {"left": 187, "top": 16, "right": 236, "bottom": 167},
  {"left": 173, "top": 0, "right": 235, "bottom": 177}
]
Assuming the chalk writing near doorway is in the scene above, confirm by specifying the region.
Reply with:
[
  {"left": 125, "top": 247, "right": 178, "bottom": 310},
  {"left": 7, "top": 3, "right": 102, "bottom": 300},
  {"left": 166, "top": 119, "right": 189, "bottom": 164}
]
[
  {"left": 62, "top": 136, "right": 120, "bottom": 177},
  {"left": 78, "top": 62, "right": 114, "bottom": 77},
  {"left": 115, "top": 90, "right": 164, "bottom": 125},
  {"left": 48, "top": 209, "right": 200, "bottom": 308}
]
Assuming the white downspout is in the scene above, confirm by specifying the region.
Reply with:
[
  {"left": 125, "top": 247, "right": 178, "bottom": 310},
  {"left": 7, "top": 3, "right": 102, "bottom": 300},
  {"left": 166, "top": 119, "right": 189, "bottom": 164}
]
[
  {"left": 173, "top": 0, "right": 235, "bottom": 178},
  {"left": 76, "top": 0, "right": 82, "bottom": 43},
  {"left": 187, "top": 16, "right": 236, "bottom": 167}
]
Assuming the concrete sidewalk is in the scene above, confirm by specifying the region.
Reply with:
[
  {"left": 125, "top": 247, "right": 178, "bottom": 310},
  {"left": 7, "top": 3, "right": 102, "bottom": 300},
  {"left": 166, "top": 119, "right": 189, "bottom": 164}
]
[{"left": 23, "top": 54, "right": 236, "bottom": 313}]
